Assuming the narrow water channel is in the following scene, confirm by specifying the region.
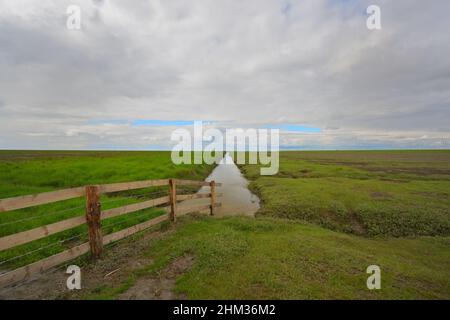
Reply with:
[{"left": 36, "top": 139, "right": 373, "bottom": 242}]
[{"left": 195, "top": 153, "right": 260, "bottom": 217}]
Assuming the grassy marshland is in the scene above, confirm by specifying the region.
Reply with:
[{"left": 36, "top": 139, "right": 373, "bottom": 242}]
[{"left": 0, "top": 150, "right": 449, "bottom": 299}]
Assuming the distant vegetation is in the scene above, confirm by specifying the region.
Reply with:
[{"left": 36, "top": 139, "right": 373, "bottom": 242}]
[
  {"left": 0, "top": 151, "right": 212, "bottom": 198},
  {"left": 241, "top": 150, "right": 450, "bottom": 237}
]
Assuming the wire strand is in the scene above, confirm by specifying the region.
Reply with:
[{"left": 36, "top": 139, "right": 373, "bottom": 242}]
[
  {"left": 0, "top": 191, "right": 169, "bottom": 228},
  {"left": 0, "top": 233, "right": 85, "bottom": 267},
  {"left": 0, "top": 204, "right": 85, "bottom": 227},
  {"left": 99, "top": 190, "right": 169, "bottom": 204},
  {"left": 102, "top": 210, "right": 161, "bottom": 231}
]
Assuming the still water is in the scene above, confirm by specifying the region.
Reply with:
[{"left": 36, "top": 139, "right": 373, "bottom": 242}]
[{"left": 185, "top": 153, "right": 260, "bottom": 217}]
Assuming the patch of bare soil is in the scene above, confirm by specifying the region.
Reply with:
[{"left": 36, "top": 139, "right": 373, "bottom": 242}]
[
  {"left": 312, "top": 159, "right": 450, "bottom": 177},
  {"left": 413, "top": 191, "right": 450, "bottom": 199},
  {"left": 363, "top": 166, "right": 450, "bottom": 176},
  {"left": 118, "top": 255, "right": 194, "bottom": 300},
  {"left": 379, "top": 178, "right": 409, "bottom": 183},
  {"left": 312, "top": 160, "right": 370, "bottom": 167},
  {"left": 370, "top": 191, "right": 393, "bottom": 199},
  {"left": 0, "top": 226, "right": 174, "bottom": 300},
  {"left": 348, "top": 213, "right": 366, "bottom": 236}
]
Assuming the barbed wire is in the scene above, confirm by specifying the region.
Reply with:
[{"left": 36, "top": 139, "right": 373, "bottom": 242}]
[
  {"left": 0, "top": 189, "right": 203, "bottom": 293},
  {"left": 0, "top": 232, "right": 85, "bottom": 267},
  {"left": 0, "top": 191, "right": 170, "bottom": 229},
  {"left": 0, "top": 233, "right": 87, "bottom": 292},
  {"left": 0, "top": 204, "right": 86, "bottom": 228},
  {"left": 99, "top": 190, "right": 169, "bottom": 204},
  {"left": 0, "top": 214, "right": 171, "bottom": 294},
  {"left": 0, "top": 184, "right": 205, "bottom": 294},
  {"left": 1, "top": 210, "right": 164, "bottom": 264},
  {"left": 48, "top": 211, "right": 165, "bottom": 275},
  {"left": 102, "top": 210, "right": 161, "bottom": 232}
]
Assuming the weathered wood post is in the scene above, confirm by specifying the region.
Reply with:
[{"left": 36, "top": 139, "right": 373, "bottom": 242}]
[
  {"left": 85, "top": 185, "right": 103, "bottom": 259},
  {"left": 169, "top": 179, "right": 177, "bottom": 222},
  {"left": 210, "top": 180, "right": 216, "bottom": 216}
]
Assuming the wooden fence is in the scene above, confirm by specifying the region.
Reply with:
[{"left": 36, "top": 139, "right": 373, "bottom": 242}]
[{"left": 0, "top": 179, "right": 222, "bottom": 288}]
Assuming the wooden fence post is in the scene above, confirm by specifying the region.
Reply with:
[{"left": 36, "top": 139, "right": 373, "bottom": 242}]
[
  {"left": 169, "top": 179, "right": 177, "bottom": 222},
  {"left": 85, "top": 185, "right": 103, "bottom": 259},
  {"left": 210, "top": 180, "right": 216, "bottom": 216}
]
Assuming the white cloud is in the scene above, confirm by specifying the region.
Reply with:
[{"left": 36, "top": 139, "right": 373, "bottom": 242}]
[{"left": 0, "top": 0, "right": 449, "bottom": 149}]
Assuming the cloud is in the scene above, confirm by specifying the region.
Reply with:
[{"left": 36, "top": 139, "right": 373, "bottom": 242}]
[{"left": 0, "top": 0, "right": 449, "bottom": 150}]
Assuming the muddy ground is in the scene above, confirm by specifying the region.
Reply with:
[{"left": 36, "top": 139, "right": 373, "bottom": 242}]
[{"left": 0, "top": 223, "right": 191, "bottom": 300}]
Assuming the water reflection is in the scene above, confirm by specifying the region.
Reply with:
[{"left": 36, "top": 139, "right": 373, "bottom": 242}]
[{"left": 183, "top": 153, "right": 260, "bottom": 217}]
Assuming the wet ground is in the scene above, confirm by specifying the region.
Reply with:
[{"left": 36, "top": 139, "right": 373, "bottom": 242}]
[{"left": 184, "top": 153, "right": 260, "bottom": 217}]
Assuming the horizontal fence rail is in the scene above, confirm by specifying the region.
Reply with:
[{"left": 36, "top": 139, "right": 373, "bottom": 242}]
[
  {"left": 99, "top": 179, "right": 170, "bottom": 194},
  {"left": 0, "top": 178, "right": 222, "bottom": 288},
  {"left": 0, "top": 187, "right": 86, "bottom": 213}
]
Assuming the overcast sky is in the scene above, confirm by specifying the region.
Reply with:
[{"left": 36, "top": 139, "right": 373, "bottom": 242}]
[{"left": 0, "top": 0, "right": 449, "bottom": 150}]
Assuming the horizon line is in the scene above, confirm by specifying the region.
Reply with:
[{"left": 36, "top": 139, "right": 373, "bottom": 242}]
[{"left": 1, "top": 148, "right": 449, "bottom": 152}]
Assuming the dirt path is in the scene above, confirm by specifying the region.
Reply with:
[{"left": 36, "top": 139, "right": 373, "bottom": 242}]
[
  {"left": 118, "top": 255, "right": 194, "bottom": 300},
  {"left": 0, "top": 223, "right": 185, "bottom": 300}
]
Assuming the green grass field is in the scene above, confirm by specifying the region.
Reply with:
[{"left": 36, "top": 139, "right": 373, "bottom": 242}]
[
  {"left": 0, "top": 151, "right": 214, "bottom": 269},
  {"left": 0, "top": 150, "right": 449, "bottom": 299},
  {"left": 124, "top": 216, "right": 450, "bottom": 299},
  {"left": 80, "top": 213, "right": 449, "bottom": 300},
  {"left": 241, "top": 150, "right": 450, "bottom": 237}
]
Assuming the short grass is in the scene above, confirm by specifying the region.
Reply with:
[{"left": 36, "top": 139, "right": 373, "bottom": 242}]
[
  {"left": 0, "top": 151, "right": 215, "bottom": 269},
  {"left": 2, "top": 150, "right": 449, "bottom": 300},
  {"left": 86, "top": 215, "right": 450, "bottom": 300},
  {"left": 240, "top": 150, "right": 450, "bottom": 237}
]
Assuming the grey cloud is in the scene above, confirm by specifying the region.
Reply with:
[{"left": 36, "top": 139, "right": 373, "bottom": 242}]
[{"left": 0, "top": 0, "right": 449, "bottom": 149}]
